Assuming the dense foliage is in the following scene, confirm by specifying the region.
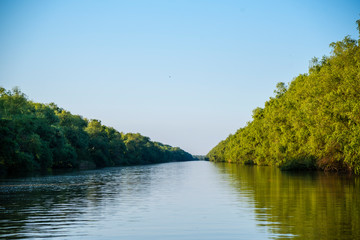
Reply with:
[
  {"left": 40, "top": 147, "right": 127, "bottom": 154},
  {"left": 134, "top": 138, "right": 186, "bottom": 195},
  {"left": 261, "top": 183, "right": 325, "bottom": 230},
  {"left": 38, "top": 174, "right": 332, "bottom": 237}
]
[
  {"left": 207, "top": 21, "right": 360, "bottom": 174},
  {"left": 0, "top": 89, "right": 193, "bottom": 176}
]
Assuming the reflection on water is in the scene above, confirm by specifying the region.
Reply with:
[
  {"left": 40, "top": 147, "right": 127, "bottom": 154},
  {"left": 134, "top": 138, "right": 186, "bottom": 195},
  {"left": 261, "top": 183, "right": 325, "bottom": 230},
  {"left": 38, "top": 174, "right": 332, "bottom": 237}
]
[
  {"left": 0, "top": 162, "right": 359, "bottom": 239},
  {"left": 215, "top": 163, "right": 360, "bottom": 240}
]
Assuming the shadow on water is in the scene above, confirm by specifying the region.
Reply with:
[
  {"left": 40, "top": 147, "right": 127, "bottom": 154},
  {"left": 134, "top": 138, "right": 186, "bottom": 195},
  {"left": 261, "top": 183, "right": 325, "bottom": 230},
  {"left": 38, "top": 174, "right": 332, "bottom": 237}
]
[{"left": 213, "top": 163, "right": 360, "bottom": 240}]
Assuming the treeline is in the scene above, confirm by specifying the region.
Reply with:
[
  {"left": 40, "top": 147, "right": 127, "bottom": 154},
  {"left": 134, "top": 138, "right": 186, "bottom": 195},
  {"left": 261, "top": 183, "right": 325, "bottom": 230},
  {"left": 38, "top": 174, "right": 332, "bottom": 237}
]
[
  {"left": 192, "top": 155, "right": 207, "bottom": 160},
  {"left": 0, "top": 88, "right": 193, "bottom": 176},
  {"left": 207, "top": 21, "right": 360, "bottom": 174}
]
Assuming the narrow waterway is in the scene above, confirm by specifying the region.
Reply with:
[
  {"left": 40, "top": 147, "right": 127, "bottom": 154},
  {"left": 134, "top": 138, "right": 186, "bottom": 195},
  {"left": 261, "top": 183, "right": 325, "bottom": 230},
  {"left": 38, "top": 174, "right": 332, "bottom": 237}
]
[{"left": 0, "top": 161, "right": 359, "bottom": 239}]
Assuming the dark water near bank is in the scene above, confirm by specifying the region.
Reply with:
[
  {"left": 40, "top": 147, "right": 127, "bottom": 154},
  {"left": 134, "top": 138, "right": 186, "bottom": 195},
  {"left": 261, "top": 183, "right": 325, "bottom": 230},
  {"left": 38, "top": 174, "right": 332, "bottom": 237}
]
[{"left": 0, "top": 162, "right": 359, "bottom": 239}]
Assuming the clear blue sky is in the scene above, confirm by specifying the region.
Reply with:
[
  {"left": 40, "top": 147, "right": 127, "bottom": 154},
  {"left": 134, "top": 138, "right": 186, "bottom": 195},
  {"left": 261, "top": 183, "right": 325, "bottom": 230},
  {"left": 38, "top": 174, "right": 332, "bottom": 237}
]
[{"left": 1, "top": 0, "right": 359, "bottom": 155}]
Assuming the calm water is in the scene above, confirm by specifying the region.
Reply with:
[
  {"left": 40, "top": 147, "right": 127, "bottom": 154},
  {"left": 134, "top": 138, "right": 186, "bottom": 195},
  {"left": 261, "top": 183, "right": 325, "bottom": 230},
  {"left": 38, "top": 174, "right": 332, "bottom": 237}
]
[{"left": 0, "top": 161, "right": 359, "bottom": 239}]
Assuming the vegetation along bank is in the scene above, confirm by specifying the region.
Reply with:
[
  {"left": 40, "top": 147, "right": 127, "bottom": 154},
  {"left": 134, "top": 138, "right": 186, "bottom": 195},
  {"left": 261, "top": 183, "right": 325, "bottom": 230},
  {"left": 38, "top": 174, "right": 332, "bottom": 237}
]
[
  {"left": 207, "top": 20, "right": 360, "bottom": 174},
  {"left": 0, "top": 88, "right": 193, "bottom": 177}
]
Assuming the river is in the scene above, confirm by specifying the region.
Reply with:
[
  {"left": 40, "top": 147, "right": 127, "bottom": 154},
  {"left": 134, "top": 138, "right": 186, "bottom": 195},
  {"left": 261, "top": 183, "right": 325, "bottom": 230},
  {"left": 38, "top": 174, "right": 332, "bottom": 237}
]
[{"left": 0, "top": 161, "right": 359, "bottom": 239}]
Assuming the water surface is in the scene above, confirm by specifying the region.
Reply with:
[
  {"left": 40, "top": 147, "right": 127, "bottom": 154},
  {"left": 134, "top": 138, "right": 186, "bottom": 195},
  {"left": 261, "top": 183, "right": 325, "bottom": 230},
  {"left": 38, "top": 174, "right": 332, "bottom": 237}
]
[{"left": 0, "top": 162, "right": 359, "bottom": 239}]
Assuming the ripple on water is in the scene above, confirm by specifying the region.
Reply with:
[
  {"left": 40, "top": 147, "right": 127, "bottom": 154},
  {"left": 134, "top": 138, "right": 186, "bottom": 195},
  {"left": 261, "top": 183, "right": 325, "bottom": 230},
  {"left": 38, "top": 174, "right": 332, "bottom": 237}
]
[{"left": 1, "top": 162, "right": 359, "bottom": 240}]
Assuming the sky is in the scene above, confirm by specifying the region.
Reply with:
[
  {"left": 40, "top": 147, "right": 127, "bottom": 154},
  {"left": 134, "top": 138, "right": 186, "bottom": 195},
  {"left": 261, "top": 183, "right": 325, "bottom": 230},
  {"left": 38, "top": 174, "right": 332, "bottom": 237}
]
[{"left": 0, "top": 0, "right": 359, "bottom": 155}]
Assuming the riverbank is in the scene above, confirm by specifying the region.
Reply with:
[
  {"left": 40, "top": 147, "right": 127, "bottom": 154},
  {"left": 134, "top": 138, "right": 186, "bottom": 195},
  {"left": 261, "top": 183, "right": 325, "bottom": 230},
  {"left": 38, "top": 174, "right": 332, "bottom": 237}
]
[{"left": 0, "top": 88, "right": 193, "bottom": 177}]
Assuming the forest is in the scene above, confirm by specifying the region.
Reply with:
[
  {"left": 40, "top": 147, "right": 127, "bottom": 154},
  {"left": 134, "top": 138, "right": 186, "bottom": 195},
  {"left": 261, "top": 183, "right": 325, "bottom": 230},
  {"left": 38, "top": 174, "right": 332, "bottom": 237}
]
[
  {"left": 207, "top": 21, "right": 360, "bottom": 174},
  {"left": 0, "top": 89, "right": 193, "bottom": 176}
]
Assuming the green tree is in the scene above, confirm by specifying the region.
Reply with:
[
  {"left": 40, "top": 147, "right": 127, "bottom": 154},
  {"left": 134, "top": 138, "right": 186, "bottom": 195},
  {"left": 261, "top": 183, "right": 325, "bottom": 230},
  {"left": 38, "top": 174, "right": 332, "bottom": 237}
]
[{"left": 207, "top": 20, "right": 360, "bottom": 174}]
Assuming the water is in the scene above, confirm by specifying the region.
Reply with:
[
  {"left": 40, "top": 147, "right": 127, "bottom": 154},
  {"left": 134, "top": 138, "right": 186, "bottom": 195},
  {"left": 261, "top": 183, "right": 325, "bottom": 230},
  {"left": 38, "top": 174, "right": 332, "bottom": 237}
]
[{"left": 0, "top": 161, "right": 359, "bottom": 239}]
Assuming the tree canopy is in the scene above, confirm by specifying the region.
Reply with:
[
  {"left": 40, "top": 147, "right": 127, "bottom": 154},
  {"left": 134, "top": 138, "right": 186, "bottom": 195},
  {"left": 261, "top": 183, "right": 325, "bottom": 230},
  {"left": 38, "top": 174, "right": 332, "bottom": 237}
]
[
  {"left": 0, "top": 89, "right": 193, "bottom": 176},
  {"left": 207, "top": 21, "right": 360, "bottom": 174}
]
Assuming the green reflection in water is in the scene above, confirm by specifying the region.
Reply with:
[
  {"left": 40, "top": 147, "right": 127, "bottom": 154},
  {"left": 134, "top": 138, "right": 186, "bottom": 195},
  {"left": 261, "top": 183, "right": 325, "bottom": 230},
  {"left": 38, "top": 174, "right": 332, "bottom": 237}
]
[{"left": 214, "top": 163, "right": 360, "bottom": 240}]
